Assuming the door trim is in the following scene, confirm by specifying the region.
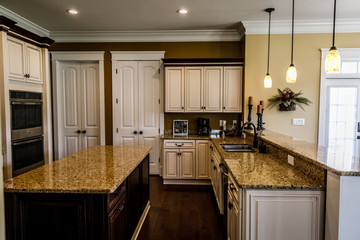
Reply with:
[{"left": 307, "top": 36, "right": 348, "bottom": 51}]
[{"left": 51, "top": 51, "right": 106, "bottom": 160}]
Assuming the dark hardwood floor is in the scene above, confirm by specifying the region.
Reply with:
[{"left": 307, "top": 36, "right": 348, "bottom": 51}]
[{"left": 137, "top": 176, "right": 226, "bottom": 240}]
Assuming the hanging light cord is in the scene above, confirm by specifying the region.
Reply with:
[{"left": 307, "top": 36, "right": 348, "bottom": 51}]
[
  {"left": 290, "top": 0, "right": 295, "bottom": 65},
  {"left": 267, "top": 10, "right": 272, "bottom": 75},
  {"left": 332, "top": 0, "right": 337, "bottom": 47}
]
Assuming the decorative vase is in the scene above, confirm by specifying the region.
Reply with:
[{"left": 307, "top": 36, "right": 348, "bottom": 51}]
[{"left": 279, "top": 102, "right": 296, "bottom": 111}]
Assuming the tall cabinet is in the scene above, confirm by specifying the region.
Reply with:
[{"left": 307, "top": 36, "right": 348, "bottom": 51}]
[
  {"left": 112, "top": 51, "right": 165, "bottom": 175},
  {"left": 164, "top": 59, "right": 243, "bottom": 113},
  {"left": 0, "top": 16, "right": 54, "bottom": 180}
]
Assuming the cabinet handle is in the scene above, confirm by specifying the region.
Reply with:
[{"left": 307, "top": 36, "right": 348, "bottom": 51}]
[
  {"left": 116, "top": 201, "right": 125, "bottom": 211},
  {"left": 175, "top": 143, "right": 184, "bottom": 147},
  {"left": 179, "top": 152, "right": 182, "bottom": 156},
  {"left": 214, "top": 166, "right": 217, "bottom": 170},
  {"left": 229, "top": 183, "right": 236, "bottom": 191},
  {"left": 76, "top": 130, "right": 81, "bottom": 134},
  {"left": 82, "top": 130, "right": 86, "bottom": 134},
  {"left": 182, "top": 106, "right": 184, "bottom": 109},
  {"left": 139, "top": 131, "right": 143, "bottom": 134},
  {"left": 211, "top": 159, "right": 214, "bottom": 163},
  {"left": 228, "top": 202, "right": 233, "bottom": 209},
  {"left": 204, "top": 106, "right": 206, "bottom": 110},
  {"left": 134, "top": 131, "right": 138, "bottom": 134},
  {"left": 24, "top": 74, "right": 27, "bottom": 78},
  {"left": 223, "top": 106, "right": 226, "bottom": 110}
]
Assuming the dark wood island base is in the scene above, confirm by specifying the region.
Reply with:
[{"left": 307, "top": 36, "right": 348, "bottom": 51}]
[{"left": 5, "top": 153, "right": 149, "bottom": 240}]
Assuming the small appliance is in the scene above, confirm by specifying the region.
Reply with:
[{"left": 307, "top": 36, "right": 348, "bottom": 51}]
[{"left": 197, "top": 118, "right": 211, "bottom": 135}]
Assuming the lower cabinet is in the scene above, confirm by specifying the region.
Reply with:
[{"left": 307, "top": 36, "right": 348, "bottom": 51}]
[
  {"left": 5, "top": 155, "right": 150, "bottom": 240},
  {"left": 163, "top": 140, "right": 209, "bottom": 181},
  {"left": 227, "top": 172, "right": 325, "bottom": 240}
]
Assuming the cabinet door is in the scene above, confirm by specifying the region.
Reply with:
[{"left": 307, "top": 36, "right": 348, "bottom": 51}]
[
  {"left": 113, "top": 61, "right": 139, "bottom": 146},
  {"left": 196, "top": 140, "right": 210, "bottom": 179},
  {"left": 185, "top": 67, "right": 203, "bottom": 112},
  {"left": 163, "top": 149, "right": 179, "bottom": 179},
  {"left": 204, "top": 67, "right": 223, "bottom": 112},
  {"left": 180, "top": 149, "right": 196, "bottom": 179},
  {"left": 108, "top": 195, "right": 126, "bottom": 240},
  {"left": 7, "top": 37, "right": 25, "bottom": 82},
  {"left": 165, "top": 67, "right": 184, "bottom": 112},
  {"left": 26, "top": 44, "right": 42, "bottom": 83},
  {"left": 127, "top": 166, "right": 141, "bottom": 239},
  {"left": 228, "top": 190, "right": 241, "bottom": 240},
  {"left": 223, "top": 66, "right": 243, "bottom": 112}
]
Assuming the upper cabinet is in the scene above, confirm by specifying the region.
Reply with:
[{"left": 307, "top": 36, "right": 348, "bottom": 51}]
[
  {"left": 164, "top": 59, "right": 243, "bottom": 113},
  {"left": 7, "top": 36, "right": 42, "bottom": 84}
]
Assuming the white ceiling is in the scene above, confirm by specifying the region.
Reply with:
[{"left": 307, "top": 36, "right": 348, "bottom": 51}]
[{"left": 0, "top": 0, "right": 359, "bottom": 32}]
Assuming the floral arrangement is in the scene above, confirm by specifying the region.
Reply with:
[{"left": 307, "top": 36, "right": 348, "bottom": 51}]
[{"left": 267, "top": 87, "right": 312, "bottom": 111}]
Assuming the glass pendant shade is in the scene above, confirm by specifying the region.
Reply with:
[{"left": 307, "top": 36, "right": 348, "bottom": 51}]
[
  {"left": 325, "top": 46, "right": 341, "bottom": 72},
  {"left": 286, "top": 64, "right": 297, "bottom": 83},
  {"left": 264, "top": 74, "right": 272, "bottom": 88}
]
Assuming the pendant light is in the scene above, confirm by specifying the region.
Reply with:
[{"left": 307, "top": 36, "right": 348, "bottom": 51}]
[
  {"left": 286, "top": 0, "right": 297, "bottom": 83},
  {"left": 264, "top": 8, "right": 275, "bottom": 88},
  {"left": 325, "top": 0, "right": 341, "bottom": 72}
]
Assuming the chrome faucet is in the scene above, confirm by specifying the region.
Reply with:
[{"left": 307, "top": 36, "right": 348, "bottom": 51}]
[{"left": 240, "top": 122, "right": 258, "bottom": 148}]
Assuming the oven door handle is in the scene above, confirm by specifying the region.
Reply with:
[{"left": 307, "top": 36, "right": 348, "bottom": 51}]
[
  {"left": 12, "top": 138, "right": 43, "bottom": 146},
  {"left": 11, "top": 101, "right": 42, "bottom": 105}
]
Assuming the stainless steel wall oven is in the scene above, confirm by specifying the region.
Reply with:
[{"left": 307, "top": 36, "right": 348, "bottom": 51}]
[{"left": 10, "top": 90, "right": 44, "bottom": 176}]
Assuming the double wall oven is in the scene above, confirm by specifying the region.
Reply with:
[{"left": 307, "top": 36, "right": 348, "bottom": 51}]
[{"left": 10, "top": 90, "right": 44, "bottom": 176}]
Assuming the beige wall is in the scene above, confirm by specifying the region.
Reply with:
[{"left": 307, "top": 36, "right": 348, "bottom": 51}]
[{"left": 245, "top": 33, "right": 360, "bottom": 143}]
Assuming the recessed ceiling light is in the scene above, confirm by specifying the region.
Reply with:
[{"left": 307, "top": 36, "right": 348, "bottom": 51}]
[
  {"left": 177, "top": 9, "right": 189, "bottom": 14},
  {"left": 66, "top": 9, "right": 79, "bottom": 15}
]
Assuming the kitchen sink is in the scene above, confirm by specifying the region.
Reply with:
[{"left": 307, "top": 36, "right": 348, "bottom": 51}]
[{"left": 221, "top": 144, "right": 255, "bottom": 152}]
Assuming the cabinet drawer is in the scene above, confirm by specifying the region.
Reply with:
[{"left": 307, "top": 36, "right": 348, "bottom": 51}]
[
  {"left": 164, "top": 140, "right": 195, "bottom": 148},
  {"left": 229, "top": 173, "right": 241, "bottom": 208},
  {"left": 108, "top": 181, "right": 126, "bottom": 212}
]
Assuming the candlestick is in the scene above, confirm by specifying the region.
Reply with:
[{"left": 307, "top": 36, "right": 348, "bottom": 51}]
[
  {"left": 244, "top": 104, "right": 253, "bottom": 129},
  {"left": 257, "top": 113, "right": 262, "bottom": 130},
  {"left": 248, "top": 96, "right": 253, "bottom": 105},
  {"left": 260, "top": 100, "right": 264, "bottom": 108},
  {"left": 257, "top": 105, "right": 261, "bottom": 114}
]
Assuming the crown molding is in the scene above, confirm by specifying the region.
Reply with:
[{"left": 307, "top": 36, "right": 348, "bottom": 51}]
[
  {"left": 0, "top": 5, "right": 49, "bottom": 37},
  {"left": 50, "top": 29, "right": 242, "bottom": 43},
  {"left": 243, "top": 19, "right": 360, "bottom": 34}
]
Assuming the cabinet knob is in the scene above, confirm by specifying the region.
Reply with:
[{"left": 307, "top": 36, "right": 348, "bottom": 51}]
[
  {"left": 76, "top": 130, "right": 81, "bottom": 134},
  {"left": 134, "top": 131, "right": 138, "bottom": 134},
  {"left": 211, "top": 159, "right": 214, "bottom": 163},
  {"left": 116, "top": 201, "right": 125, "bottom": 211},
  {"left": 223, "top": 106, "right": 226, "bottom": 110},
  {"left": 214, "top": 166, "right": 217, "bottom": 170},
  {"left": 139, "top": 131, "right": 143, "bottom": 134},
  {"left": 82, "top": 130, "right": 86, "bottom": 134},
  {"left": 228, "top": 202, "right": 233, "bottom": 209},
  {"left": 182, "top": 106, "right": 184, "bottom": 109}
]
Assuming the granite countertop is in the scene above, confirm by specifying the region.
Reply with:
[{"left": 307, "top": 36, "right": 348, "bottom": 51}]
[
  {"left": 3, "top": 145, "right": 152, "bottom": 194},
  {"left": 211, "top": 137, "right": 324, "bottom": 190},
  {"left": 253, "top": 130, "right": 360, "bottom": 176},
  {"left": 161, "top": 134, "right": 212, "bottom": 140}
]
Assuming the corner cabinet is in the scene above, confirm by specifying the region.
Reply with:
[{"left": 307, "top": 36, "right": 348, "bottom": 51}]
[
  {"left": 163, "top": 139, "right": 210, "bottom": 184},
  {"left": 164, "top": 59, "right": 243, "bottom": 113}
]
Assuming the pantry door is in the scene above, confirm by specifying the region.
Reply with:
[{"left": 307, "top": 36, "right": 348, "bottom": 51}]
[
  {"left": 138, "top": 61, "right": 161, "bottom": 175},
  {"left": 325, "top": 80, "right": 360, "bottom": 158}
]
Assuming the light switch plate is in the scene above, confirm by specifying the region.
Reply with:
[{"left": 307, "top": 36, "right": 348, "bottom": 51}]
[
  {"left": 288, "top": 155, "right": 294, "bottom": 165},
  {"left": 292, "top": 118, "right": 305, "bottom": 126}
]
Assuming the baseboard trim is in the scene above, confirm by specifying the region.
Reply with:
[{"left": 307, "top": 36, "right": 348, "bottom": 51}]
[
  {"left": 131, "top": 201, "right": 150, "bottom": 240},
  {"left": 163, "top": 179, "right": 211, "bottom": 185}
]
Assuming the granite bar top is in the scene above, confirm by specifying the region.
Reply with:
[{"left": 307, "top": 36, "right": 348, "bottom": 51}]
[
  {"left": 161, "top": 134, "right": 212, "bottom": 140},
  {"left": 211, "top": 137, "right": 324, "bottom": 190},
  {"left": 251, "top": 130, "right": 360, "bottom": 176},
  {"left": 4, "top": 145, "right": 152, "bottom": 194}
]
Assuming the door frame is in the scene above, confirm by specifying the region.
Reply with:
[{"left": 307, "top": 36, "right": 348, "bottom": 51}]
[
  {"left": 51, "top": 51, "right": 106, "bottom": 160},
  {"left": 111, "top": 51, "right": 165, "bottom": 175},
  {"left": 318, "top": 48, "right": 360, "bottom": 146}
]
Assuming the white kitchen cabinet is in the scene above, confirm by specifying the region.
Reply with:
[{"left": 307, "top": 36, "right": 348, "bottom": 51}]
[
  {"left": 179, "top": 149, "right": 196, "bottom": 179},
  {"left": 7, "top": 36, "right": 42, "bottom": 84},
  {"left": 113, "top": 60, "right": 161, "bottom": 175},
  {"left": 210, "top": 144, "right": 224, "bottom": 214},
  {"left": 196, "top": 140, "right": 210, "bottom": 179},
  {"left": 185, "top": 67, "right": 203, "bottom": 112},
  {"left": 165, "top": 67, "right": 184, "bottom": 112},
  {"left": 204, "top": 67, "right": 223, "bottom": 112},
  {"left": 228, "top": 189, "right": 240, "bottom": 240},
  {"left": 165, "top": 65, "right": 242, "bottom": 113},
  {"left": 163, "top": 147, "right": 196, "bottom": 180},
  {"left": 164, "top": 149, "right": 179, "bottom": 179},
  {"left": 223, "top": 66, "right": 242, "bottom": 112}
]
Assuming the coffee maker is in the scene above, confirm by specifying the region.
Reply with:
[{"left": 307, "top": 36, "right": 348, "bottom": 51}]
[{"left": 197, "top": 118, "right": 211, "bottom": 135}]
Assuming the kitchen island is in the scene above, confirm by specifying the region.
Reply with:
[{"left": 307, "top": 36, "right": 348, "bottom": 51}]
[{"left": 4, "top": 145, "right": 152, "bottom": 240}]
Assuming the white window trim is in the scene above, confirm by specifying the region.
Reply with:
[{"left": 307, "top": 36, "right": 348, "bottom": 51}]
[{"left": 319, "top": 48, "right": 360, "bottom": 146}]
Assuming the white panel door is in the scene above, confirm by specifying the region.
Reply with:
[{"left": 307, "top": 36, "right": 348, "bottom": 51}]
[
  {"left": 204, "top": 67, "right": 223, "bottom": 112},
  {"left": 114, "top": 61, "right": 138, "bottom": 146},
  {"left": 138, "top": 61, "right": 161, "bottom": 174},
  {"left": 165, "top": 67, "right": 184, "bottom": 112},
  {"left": 163, "top": 149, "right": 179, "bottom": 179},
  {"left": 224, "top": 66, "right": 243, "bottom": 112},
  {"left": 196, "top": 140, "right": 210, "bottom": 179},
  {"left": 26, "top": 44, "right": 42, "bottom": 83},
  {"left": 80, "top": 63, "right": 100, "bottom": 149},
  {"left": 180, "top": 149, "right": 196, "bottom": 179},
  {"left": 7, "top": 37, "right": 25, "bottom": 82},
  {"left": 58, "top": 62, "right": 82, "bottom": 158},
  {"left": 185, "top": 67, "right": 203, "bottom": 112}
]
